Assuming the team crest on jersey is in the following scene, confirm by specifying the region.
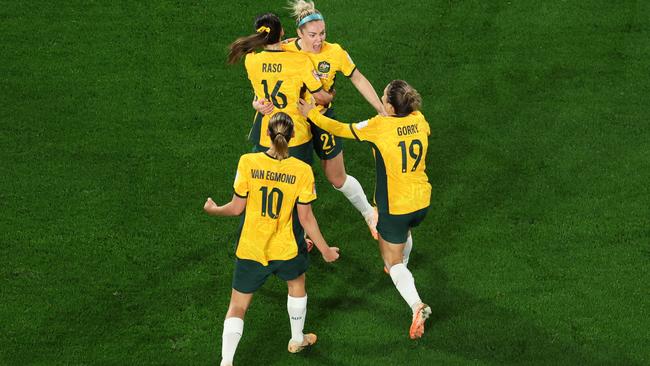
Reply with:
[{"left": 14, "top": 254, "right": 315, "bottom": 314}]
[{"left": 318, "top": 61, "right": 331, "bottom": 73}]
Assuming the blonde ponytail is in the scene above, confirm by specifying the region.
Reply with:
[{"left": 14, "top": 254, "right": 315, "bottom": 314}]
[
  {"left": 288, "top": 0, "right": 317, "bottom": 19},
  {"left": 273, "top": 134, "right": 289, "bottom": 161}
]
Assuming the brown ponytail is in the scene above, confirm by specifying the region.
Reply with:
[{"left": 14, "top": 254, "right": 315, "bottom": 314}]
[
  {"left": 386, "top": 80, "right": 422, "bottom": 117},
  {"left": 227, "top": 13, "right": 284, "bottom": 64},
  {"left": 268, "top": 112, "right": 294, "bottom": 161}
]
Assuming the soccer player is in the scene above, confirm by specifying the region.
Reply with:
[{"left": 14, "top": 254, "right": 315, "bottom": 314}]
[
  {"left": 253, "top": 0, "right": 383, "bottom": 239},
  {"left": 204, "top": 112, "right": 340, "bottom": 366},
  {"left": 297, "top": 80, "right": 432, "bottom": 339},
  {"left": 228, "top": 12, "right": 332, "bottom": 165}
]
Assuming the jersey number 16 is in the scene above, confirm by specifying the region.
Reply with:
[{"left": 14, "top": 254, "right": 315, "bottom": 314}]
[{"left": 261, "top": 80, "right": 288, "bottom": 108}]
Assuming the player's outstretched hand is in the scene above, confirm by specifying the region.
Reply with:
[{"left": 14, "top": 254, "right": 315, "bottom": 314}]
[
  {"left": 298, "top": 98, "right": 315, "bottom": 117},
  {"left": 322, "top": 246, "right": 340, "bottom": 263},
  {"left": 204, "top": 197, "right": 218, "bottom": 214},
  {"left": 253, "top": 98, "right": 275, "bottom": 115}
]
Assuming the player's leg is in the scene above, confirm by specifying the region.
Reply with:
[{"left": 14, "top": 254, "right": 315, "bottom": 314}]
[
  {"left": 221, "top": 259, "right": 272, "bottom": 365},
  {"left": 221, "top": 289, "right": 253, "bottom": 366},
  {"left": 377, "top": 213, "right": 431, "bottom": 339},
  {"left": 403, "top": 231, "right": 413, "bottom": 267},
  {"left": 311, "top": 117, "right": 377, "bottom": 238},
  {"left": 286, "top": 273, "right": 316, "bottom": 352},
  {"left": 277, "top": 254, "right": 317, "bottom": 353},
  {"left": 321, "top": 153, "right": 377, "bottom": 238},
  {"left": 402, "top": 207, "right": 427, "bottom": 268}
]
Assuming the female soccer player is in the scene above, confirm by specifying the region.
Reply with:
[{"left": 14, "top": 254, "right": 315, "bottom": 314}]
[
  {"left": 228, "top": 12, "right": 332, "bottom": 165},
  {"left": 204, "top": 112, "right": 340, "bottom": 365},
  {"left": 253, "top": 0, "right": 383, "bottom": 239},
  {"left": 298, "top": 80, "right": 432, "bottom": 339}
]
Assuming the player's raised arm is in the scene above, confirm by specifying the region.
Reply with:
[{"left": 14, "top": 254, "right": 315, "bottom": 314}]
[
  {"left": 297, "top": 99, "right": 355, "bottom": 139},
  {"left": 349, "top": 69, "right": 386, "bottom": 115}
]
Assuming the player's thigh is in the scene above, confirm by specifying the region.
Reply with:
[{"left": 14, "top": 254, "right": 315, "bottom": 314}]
[
  {"left": 377, "top": 212, "right": 411, "bottom": 244},
  {"left": 310, "top": 109, "right": 344, "bottom": 162},
  {"left": 274, "top": 252, "right": 309, "bottom": 284},
  {"left": 232, "top": 258, "right": 274, "bottom": 294}
]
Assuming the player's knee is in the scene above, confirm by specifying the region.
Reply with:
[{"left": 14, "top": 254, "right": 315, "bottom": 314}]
[
  {"left": 226, "top": 304, "right": 248, "bottom": 318},
  {"left": 328, "top": 172, "right": 346, "bottom": 188},
  {"left": 382, "top": 251, "right": 403, "bottom": 268}
]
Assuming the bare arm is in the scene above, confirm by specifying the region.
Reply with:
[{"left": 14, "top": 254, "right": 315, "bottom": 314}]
[
  {"left": 297, "top": 204, "right": 339, "bottom": 262},
  {"left": 312, "top": 89, "right": 334, "bottom": 106},
  {"left": 349, "top": 69, "right": 386, "bottom": 115},
  {"left": 204, "top": 195, "right": 247, "bottom": 216}
]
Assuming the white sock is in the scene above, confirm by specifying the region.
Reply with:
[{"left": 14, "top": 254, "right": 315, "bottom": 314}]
[
  {"left": 221, "top": 317, "right": 243, "bottom": 366},
  {"left": 389, "top": 263, "right": 422, "bottom": 311},
  {"left": 287, "top": 295, "right": 308, "bottom": 343},
  {"left": 403, "top": 233, "right": 413, "bottom": 267},
  {"left": 334, "top": 175, "right": 373, "bottom": 216}
]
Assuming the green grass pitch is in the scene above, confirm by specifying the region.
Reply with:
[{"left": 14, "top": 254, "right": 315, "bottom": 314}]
[{"left": 1, "top": 1, "right": 649, "bottom": 365}]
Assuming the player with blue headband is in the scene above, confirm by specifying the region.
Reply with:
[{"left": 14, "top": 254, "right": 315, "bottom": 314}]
[{"left": 253, "top": 0, "right": 387, "bottom": 243}]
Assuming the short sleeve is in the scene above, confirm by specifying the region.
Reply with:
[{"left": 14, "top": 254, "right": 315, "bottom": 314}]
[
  {"left": 233, "top": 157, "right": 249, "bottom": 198},
  {"left": 300, "top": 57, "right": 323, "bottom": 93},
  {"left": 339, "top": 47, "right": 356, "bottom": 77},
  {"left": 297, "top": 167, "right": 317, "bottom": 204},
  {"left": 350, "top": 116, "right": 379, "bottom": 142}
]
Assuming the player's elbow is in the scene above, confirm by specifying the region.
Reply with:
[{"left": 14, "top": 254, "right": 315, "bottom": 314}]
[{"left": 297, "top": 204, "right": 314, "bottom": 226}]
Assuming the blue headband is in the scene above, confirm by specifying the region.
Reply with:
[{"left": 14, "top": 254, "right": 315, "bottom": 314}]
[{"left": 297, "top": 13, "right": 324, "bottom": 28}]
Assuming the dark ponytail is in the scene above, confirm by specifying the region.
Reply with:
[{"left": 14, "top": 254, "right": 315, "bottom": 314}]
[
  {"left": 386, "top": 80, "right": 422, "bottom": 117},
  {"left": 227, "top": 13, "right": 283, "bottom": 64},
  {"left": 268, "top": 112, "right": 294, "bottom": 161}
]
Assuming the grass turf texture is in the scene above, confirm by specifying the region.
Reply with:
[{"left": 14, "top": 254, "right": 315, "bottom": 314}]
[{"left": 1, "top": 1, "right": 649, "bottom": 365}]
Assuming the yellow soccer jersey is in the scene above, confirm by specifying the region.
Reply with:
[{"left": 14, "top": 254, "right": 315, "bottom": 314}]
[
  {"left": 282, "top": 40, "right": 356, "bottom": 95},
  {"left": 233, "top": 152, "right": 317, "bottom": 265},
  {"left": 307, "top": 109, "right": 431, "bottom": 215},
  {"left": 245, "top": 51, "right": 323, "bottom": 147}
]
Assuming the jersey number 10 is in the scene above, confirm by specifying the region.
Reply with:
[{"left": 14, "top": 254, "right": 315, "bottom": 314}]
[
  {"left": 259, "top": 186, "right": 283, "bottom": 219},
  {"left": 398, "top": 139, "right": 423, "bottom": 173},
  {"left": 261, "top": 80, "right": 288, "bottom": 108}
]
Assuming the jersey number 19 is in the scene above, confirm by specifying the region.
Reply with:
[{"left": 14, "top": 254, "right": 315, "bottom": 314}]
[{"left": 398, "top": 139, "right": 423, "bottom": 173}]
